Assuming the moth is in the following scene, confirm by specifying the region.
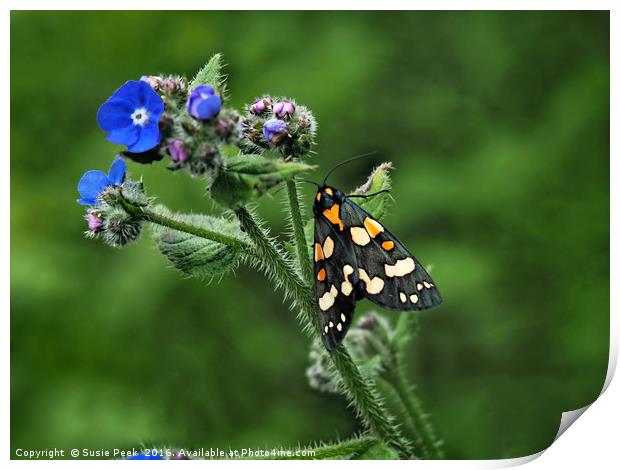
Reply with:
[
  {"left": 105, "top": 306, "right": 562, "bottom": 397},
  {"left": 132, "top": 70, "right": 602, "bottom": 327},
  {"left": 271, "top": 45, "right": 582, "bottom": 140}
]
[{"left": 311, "top": 163, "right": 442, "bottom": 351}]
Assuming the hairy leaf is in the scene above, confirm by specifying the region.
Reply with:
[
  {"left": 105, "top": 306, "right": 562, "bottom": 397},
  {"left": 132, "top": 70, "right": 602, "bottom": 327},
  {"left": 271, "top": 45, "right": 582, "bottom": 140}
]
[
  {"left": 352, "top": 161, "right": 394, "bottom": 219},
  {"left": 355, "top": 441, "right": 399, "bottom": 460},
  {"left": 190, "top": 53, "right": 225, "bottom": 92},
  {"left": 152, "top": 207, "right": 246, "bottom": 278},
  {"left": 211, "top": 155, "right": 315, "bottom": 208}
]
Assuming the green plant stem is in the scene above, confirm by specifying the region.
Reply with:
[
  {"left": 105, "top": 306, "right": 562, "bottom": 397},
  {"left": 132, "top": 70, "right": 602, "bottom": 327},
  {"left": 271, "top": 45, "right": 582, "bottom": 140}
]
[
  {"left": 260, "top": 436, "right": 377, "bottom": 460},
  {"left": 118, "top": 196, "right": 251, "bottom": 251},
  {"left": 387, "top": 367, "right": 444, "bottom": 459},
  {"left": 286, "top": 178, "right": 314, "bottom": 284},
  {"left": 119, "top": 195, "right": 414, "bottom": 459},
  {"left": 233, "top": 206, "right": 414, "bottom": 459}
]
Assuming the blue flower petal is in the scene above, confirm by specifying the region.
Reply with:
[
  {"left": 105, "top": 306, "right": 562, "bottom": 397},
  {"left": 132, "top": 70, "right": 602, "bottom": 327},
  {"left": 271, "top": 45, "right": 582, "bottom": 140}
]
[
  {"left": 107, "top": 157, "right": 126, "bottom": 186},
  {"left": 77, "top": 170, "right": 109, "bottom": 204},
  {"left": 128, "top": 122, "right": 161, "bottom": 153},
  {"left": 77, "top": 197, "right": 96, "bottom": 206},
  {"left": 142, "top": 84, "right": 164, "bottom": 117},
  {"left": 106, "top": 125, "right": 140, "bottom": 147},
  {"left": 196, "top": 96, "right": 222, "bottom": 120},
  {"left": 109, "top": 80, "right": 148, "bottom": 105},
  {"left": 97, "top": 99, "right": 133, "bottom": 131}
]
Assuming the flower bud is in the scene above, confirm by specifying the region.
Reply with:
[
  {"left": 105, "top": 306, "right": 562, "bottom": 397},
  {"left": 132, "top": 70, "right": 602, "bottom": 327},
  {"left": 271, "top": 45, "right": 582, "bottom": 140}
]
[
  {"left": 85, "top": 209, "right": 103, "bottom": 232},
  {"left": 187, "top": 84, "right": 222, "bottom": 120},
  {"left": 102, "top": 208, "right": 142, "bottom": 247},
  {"left": 163, "top": 77, "right": 185, "bottom": 93},
  {"left": 216, "top": 119, "right": 232, "bottom": 139},
  {"left": 141, "top": 75, "right": 164, "bottom": 90},
  {"left": 273, "top": 100, "right": 295, "bottom": 119},
  {"left": 168, "top": 139, "right": 189, "bottom": 163},
  {"left": 357, "top": 311, "right": 381, "bottom": 331},
  {"left": 263, "top": 118, "right": 288, "bottom": 143},
  {"left": 250, "top": 96, "right": 272, "bottom": 114},
  {"left": 306, "top": 344, "right": 339, "bottom": 394}
]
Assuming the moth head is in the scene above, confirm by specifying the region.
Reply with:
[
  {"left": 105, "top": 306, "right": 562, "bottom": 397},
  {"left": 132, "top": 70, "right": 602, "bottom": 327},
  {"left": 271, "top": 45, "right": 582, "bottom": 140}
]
[{"left": 314, "top": 185, "right": 344, "bottom": 212}]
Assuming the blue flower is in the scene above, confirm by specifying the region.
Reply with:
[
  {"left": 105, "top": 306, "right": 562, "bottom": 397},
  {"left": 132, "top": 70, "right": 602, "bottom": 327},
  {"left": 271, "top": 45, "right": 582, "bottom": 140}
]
[
  {"left": 263, "top": 118, "right": 288, "bottom": 143},
  {"left": 77, "top": 157, "right": 126, "bottom": 206},
  {"left": 126, "top": 452, "right": 164, "bottom": 460},
  {"left": 187, "top": 85, "right": 222, "bottom": 120},
  {"left": 97, "top": 80, "right": 164, "bottom": 153}
]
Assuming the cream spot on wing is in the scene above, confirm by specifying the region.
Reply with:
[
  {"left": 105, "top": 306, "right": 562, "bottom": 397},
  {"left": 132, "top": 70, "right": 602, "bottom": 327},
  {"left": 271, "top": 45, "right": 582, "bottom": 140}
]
[
  {"left": 410, "top": 294, "right": 418, "bottom": 304},
  {"left": 341, "top": 264, "right": 354, "bottom": 296},
  {"left": 340, "top": 313, "right": 346, "bottom": 322},
  {"left": 329, "top": 321, "right": 334, "bottom": 328},
  {"left": 324, "top": 325, "right": 329, "bottom": 333},
  {"left": 358, "top": 268, "right": 385, "bottom": 294},
  {"left": 417, "top": 283, "right": 423, "bottom": 291},
  {"left": 384, "top": 257, "right": 415, "bottom": 277},
  {"left": 399, "top": 292, "right": 407, "bottom": 303},
  {"left": 336, "top": 323, "right": 342, "bottom": 332},
  {"left": 318, "top": 284, "right": 338, "bottom": 311},
  {"left": 323, "top": 236, "right": 334, "bottom": 259},
  {"left": 423, "top": 281, "right": 432, "bottom": 288},
  {"left": 341, "top": 282, "right": 353, "bottom": 296},
  {"left": 350, "top": 226, "right": 371, "bottom": 246}
]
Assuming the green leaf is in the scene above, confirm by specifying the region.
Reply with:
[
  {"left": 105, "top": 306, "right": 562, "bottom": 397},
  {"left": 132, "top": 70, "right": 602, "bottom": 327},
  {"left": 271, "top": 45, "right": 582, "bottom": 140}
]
[
  {"left": 353, "top": 161, "right": 394, "bottom": 219},
  {"left": 355, "top": 441, "right": 399, "bottom": 460},
  {"left": 210, "top": 155, "right": 315, "bottom": 208},
  {"left": 152, "top": 207, "right": 246, "bottom": 278},
  {"left": 190, "top": 53, "right": 225, "bottom": 92}
]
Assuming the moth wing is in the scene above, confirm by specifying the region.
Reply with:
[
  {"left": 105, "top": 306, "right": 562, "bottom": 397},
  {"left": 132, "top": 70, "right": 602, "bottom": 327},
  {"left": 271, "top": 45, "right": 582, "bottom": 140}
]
[
  {"left": 340, "top": 199, "right": 442, "bottom": 311},
  {"left": 313, "top": 214, "right": 359, "bottom": 351}
]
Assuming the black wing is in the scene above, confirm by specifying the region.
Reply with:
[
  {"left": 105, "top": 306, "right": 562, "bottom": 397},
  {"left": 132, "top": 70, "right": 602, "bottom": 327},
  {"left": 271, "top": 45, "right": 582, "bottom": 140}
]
[
  {"left": 313, "top": 214, "right": 359, "bottom": 351},
  {"left": 340, "top": 198, "right": 442, "bottom": 311}
]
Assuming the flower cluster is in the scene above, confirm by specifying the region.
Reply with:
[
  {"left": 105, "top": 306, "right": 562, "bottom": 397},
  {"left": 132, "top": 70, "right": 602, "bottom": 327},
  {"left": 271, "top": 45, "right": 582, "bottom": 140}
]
[
  {"left": 241, "top": 96, "right": 316, "bottom": 158},
  {"left": 77, "top": 55, "right": 317, "bottom": 242},
  {"left": 76, "top": 157, "right": 147, "bottom": 247},
  {"left": 94, "top": 74, "right": 238, "bottom": 177}
]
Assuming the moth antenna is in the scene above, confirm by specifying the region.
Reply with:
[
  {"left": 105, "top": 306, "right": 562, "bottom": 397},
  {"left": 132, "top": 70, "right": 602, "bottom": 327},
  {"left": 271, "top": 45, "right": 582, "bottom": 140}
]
[
  {"left": 322, "top": 152, "right": 378, "bottom": 185},
  {"left": 298, "top": 178, "right": 321, "bottom": 188},
  {"left": 346, "top": 189, "right": 391, "bottom": 199}
]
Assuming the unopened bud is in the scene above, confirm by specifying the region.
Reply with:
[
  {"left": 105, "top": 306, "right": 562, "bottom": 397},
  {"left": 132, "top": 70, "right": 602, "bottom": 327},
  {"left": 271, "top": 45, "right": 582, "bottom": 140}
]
[
  {"left": 250, "top": 96, "right": 272, "bottom": 114},
  {"left": 263, "top": 118, "right": 288, "bottom": 143}
]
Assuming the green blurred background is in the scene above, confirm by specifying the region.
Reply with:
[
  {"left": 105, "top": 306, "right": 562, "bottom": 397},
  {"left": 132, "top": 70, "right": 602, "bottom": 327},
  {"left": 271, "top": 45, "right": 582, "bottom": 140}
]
[{"left": 11, "top": 11, "right": 609, "bottom": 459}]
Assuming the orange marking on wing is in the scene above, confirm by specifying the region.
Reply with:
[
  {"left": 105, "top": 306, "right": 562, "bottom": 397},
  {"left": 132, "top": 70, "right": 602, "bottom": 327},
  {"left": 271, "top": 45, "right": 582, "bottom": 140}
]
[
  {"left": 364, "top": 217, "right": 384, "bottom": 238},
  {"left": 317, "top": 268, "right": 326, "bottom": 281},
  {"left": 316, "top": 192, "right": 321, "bottom": 202},
  {"left": 314, "top": 243, "right": 325, "bottom": 262},
  {"left": 325, "top": 187, "right": 333, "bottom": 196},
  {"left": 323, "top": 204, "right": 344, "bottom": 231},
  {"left": 381, "top": 240, "right": 395, "bottom": 251}
]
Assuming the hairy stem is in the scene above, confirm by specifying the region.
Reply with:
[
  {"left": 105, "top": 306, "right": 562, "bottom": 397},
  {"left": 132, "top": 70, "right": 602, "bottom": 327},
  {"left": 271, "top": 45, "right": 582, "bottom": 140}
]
[
  {"left": 286, "top": 178, "right": 314, "bottom": 284},
  {"left": 234, "top": 206, "right": 413, "bottom": 459},
  {"left": 263, "top": 436, "right": 377, "bottom": 460},
  {"left": 118, "top": 196, "right": 250, "bottom": 251},
  {"left": 387, "top": 367, "right": 444, "bottom": 459},
  {"left": 119, "top": 194, "right": 414, "bottom": 458}
]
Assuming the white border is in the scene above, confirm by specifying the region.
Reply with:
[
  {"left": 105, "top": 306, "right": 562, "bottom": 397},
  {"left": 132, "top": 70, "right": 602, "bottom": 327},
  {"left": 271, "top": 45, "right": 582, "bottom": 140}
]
[{"left": 3, "top": 2, "right": 616, "bottom": 468}]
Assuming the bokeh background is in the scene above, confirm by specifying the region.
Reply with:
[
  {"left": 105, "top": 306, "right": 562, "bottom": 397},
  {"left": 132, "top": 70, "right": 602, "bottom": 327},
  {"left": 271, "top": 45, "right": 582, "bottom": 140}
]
[{"left": 11, "top": 11, "right": 609, "bottom": 459}]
